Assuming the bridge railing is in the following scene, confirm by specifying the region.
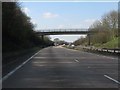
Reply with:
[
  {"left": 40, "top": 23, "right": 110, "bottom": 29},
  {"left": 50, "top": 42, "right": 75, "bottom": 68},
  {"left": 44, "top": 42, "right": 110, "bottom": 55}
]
[{"left": 38, "top": 28, "right": 88, "bottom": 32}]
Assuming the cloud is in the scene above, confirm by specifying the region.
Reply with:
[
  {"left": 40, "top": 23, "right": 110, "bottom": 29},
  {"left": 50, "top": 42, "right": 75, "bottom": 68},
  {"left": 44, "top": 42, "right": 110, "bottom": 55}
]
[
  {"left": 84, "top": 19, "right": 96, "bottom": 23},
  {"left": 21, "top": 7, "right": 30, "bottom": 16},
  {"left": 30, "top": 19, "right": 36, "bottom": 25},
  {"left": 37, "top": 18, "right": 97, "bottom": 30},
  {"left": 57, "top": 25, "right": 64, "bottom": 28},
  {"left": 56, "top": 19, "right": 96, "bottom": 29},
  {"left": 42, "top": 12, "right": 59, "bottom": 19},
  {"left": 79, "top": 19, "right": 96, "bottom": 28},
  {"left": 56, "top": 24, "right": 82, "bottom": 29}
]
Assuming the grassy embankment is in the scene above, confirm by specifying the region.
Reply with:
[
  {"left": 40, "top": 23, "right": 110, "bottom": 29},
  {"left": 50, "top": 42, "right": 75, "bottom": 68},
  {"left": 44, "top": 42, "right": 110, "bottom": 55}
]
[{"left": 94, "top": 37, "right": 119, "bottom": 49}]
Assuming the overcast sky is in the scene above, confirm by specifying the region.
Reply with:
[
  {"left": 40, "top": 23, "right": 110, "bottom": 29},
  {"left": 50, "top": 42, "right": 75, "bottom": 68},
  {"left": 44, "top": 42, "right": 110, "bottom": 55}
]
[{"left": 20, "top": 0, "right": 118, "bottom": 42}]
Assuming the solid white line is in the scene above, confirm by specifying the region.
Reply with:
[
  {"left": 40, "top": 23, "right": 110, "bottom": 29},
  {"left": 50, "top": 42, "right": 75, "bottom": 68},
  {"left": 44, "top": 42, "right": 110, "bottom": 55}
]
[
  {"left": 104, "top": 75, "right": 120, "bottom": 84},
  {"left": 2, "top": 50, "right": 41, "bottom": 82}
]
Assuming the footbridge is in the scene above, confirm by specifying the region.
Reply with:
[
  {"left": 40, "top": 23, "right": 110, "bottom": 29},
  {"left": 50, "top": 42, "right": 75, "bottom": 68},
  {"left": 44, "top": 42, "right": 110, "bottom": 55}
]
[
  {"left": 36, "top": 28, "right": 93, "bottom": 45},
  {"left": 36, "top": 29, "right": 90, "bottom": 35}
]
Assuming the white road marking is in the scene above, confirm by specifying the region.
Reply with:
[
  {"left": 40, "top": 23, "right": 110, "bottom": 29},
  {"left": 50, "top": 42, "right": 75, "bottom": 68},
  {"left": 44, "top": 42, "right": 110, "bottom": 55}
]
[
  {"left": 2, "top": 50, "right": 41, "bottom": 82},
  {"left": 104, "top": 75, "right": 120, "bottom": 84},
  {"left": 75, "top": 59, "right": 79, "bottom": 62}
]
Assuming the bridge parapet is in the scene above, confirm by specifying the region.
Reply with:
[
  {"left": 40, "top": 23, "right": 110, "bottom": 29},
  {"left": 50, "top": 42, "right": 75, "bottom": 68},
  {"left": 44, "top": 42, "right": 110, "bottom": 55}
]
[
  {"left": 35, "top": 28, "right": 97, "bottom": 35},
  {"left": 38, "top": 28, "right": 88, "bottom": 32}
]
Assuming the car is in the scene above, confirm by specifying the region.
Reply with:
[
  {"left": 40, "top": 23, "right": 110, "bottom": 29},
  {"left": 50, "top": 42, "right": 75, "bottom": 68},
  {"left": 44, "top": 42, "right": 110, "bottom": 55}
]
[{"left": 71, "top": 44, "right": 75, "bottom": 47}]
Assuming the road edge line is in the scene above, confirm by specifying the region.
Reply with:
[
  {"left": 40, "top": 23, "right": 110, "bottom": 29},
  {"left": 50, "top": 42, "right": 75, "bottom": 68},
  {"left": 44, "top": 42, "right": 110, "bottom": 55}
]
[{"left": 2, "top": 50, "right": 41, "bottom": 82}]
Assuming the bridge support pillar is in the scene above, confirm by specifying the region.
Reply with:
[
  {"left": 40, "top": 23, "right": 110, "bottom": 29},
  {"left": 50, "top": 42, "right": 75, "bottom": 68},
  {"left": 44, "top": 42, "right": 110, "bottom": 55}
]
[
  {"left": 41, "top": 35, "right": 44, "bottom": 47},
  {"left": 41, "top": 35, "right": 44, "bottom": 41},
  {"left": 88, "top": 33, "right": 91, "bottom": 46}
]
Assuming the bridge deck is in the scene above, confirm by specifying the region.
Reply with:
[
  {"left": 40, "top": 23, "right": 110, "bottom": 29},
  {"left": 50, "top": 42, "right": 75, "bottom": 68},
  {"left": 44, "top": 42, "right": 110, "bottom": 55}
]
[{"left": 36, "top": 29, "right": 91, "bottom": 35}]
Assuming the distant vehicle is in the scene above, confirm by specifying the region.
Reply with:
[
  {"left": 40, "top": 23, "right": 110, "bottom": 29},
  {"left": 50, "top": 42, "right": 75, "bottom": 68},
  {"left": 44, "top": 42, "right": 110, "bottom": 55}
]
[
  {"left": 71, "top": 44, "right": 75, "bottom": 47},
  {"left": 54, "top": 43, "right": 59, "bottom": 46}
]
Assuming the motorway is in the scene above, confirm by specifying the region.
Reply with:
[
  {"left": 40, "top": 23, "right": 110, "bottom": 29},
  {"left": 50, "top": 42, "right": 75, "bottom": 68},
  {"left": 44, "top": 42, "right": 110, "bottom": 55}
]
[{"left": 3, "top": 46, "right": 119, "bottom": 88}]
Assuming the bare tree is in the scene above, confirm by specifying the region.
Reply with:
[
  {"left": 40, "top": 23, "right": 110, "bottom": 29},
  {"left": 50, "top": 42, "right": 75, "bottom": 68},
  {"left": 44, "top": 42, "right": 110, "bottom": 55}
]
[{"left": 102, "top": 10, "right": 118, "bottom": 30}]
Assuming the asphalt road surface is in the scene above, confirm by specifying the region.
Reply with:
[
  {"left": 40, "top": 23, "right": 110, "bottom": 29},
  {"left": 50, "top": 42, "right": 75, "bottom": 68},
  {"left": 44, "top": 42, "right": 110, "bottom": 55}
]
[{"left": 3, "top": 46, "right": 119, "bottom": 88}]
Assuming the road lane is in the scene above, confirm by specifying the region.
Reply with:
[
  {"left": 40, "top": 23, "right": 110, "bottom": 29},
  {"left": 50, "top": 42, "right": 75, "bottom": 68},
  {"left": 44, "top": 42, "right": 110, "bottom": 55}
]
[{"left": 3, "top": 46, "right": 118, "bottom": 88}]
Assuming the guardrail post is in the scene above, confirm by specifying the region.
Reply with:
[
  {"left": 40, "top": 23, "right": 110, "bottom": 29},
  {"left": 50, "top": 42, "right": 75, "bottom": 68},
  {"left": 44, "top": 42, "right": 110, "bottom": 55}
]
[
  {"left": 107, "top": 49, "right": 108, "bottom": 52},
  {"left": 114, "top": 49, "right": 115, "bottom": 53}
]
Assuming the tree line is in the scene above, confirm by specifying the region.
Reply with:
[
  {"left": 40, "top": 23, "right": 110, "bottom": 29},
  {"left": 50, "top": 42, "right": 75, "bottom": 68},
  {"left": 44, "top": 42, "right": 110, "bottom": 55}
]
[
  {"left": 73, "top": 10, "right": 118, "bottom": 48},
  {"left": 3, "top": 2, "right": 53, "bottom": 53},
  {"left": 54, "top": 38, "right": 69, "bottom": 46}
]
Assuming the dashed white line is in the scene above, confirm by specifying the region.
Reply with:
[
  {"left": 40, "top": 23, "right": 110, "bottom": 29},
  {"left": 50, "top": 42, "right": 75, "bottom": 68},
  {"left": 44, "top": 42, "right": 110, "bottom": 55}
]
[
  {"left": 75, "top": 59, "right": 79, "bottom": 62},
  {"left": 104, "top": 75, "right": 120, "bottom": 84},
  {"left": 2, "top": 50, "right": 41, "bottom": 81}
]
